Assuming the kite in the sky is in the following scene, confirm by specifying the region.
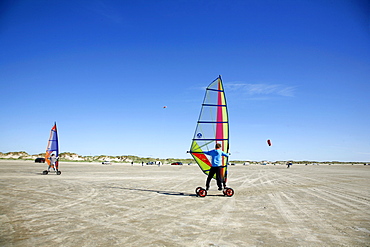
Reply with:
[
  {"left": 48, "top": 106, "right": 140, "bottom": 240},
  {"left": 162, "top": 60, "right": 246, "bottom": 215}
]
[{"left": 267, "top": 139, "right": 272, "bottom": 146}]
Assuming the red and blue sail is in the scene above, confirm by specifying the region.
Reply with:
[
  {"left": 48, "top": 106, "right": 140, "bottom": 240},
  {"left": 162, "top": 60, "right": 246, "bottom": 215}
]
[
  {"left": 45, "top": 122, "right": 59, "bottom": 169},
  {"left": 190, "top": 76, "right": 229, "bottom": 185}
]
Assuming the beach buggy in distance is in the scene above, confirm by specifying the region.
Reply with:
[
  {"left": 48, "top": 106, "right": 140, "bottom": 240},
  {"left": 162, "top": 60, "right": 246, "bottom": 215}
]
[
  {"left": 42, "top": 122, "right": 61, "bottom": 175},
  {"left": 43, "top": 167, "right": 61, "bottom": 175}
]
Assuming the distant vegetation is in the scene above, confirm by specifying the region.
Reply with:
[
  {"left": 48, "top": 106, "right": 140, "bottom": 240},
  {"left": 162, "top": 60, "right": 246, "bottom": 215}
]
[
  {"left": 0, "top": 151, "right": 195, "bottom": 164},
  {"left": 0, "top": 151, "right": 367, "bottom": 165}
]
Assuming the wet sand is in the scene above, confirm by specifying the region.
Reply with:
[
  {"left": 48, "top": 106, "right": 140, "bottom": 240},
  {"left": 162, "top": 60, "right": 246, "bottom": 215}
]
[{"left": 0, "top": 160, "right": 369, "bottom": 246}]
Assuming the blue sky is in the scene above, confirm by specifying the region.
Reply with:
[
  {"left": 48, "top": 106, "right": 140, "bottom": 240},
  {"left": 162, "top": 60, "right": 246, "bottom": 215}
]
[{"left": 1, "top": 0, "right": 369, "bottom": 162}]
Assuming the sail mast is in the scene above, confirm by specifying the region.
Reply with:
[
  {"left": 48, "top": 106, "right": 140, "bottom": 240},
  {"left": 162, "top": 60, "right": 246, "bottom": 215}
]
[
  {"left": 189, "top": 76, "right": 229, "bottom": 184},
  {"left": 45, "top": 122, "right": 59, "bottom": 169}
]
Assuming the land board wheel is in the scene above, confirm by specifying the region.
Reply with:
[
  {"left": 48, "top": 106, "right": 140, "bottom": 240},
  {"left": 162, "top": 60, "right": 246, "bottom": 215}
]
[
  {"left": 56, "top": 171, "right": 61, "bottom": 175},
  {"left": 43, "top": 170, "right": 48, "bottom": 175},
  {"left": 195, "top": 187, "right": 202, "bottom": 194},
  {"left": 224, "top": 187, "right": 234, "bottom": 197},
  {"left": 198, "top": 188, "right": 207, "bottom": 197}
]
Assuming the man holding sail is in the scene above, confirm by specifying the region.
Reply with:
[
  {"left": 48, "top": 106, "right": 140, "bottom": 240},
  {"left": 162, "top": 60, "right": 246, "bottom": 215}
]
[
  {"left": 48, "top": 153, "right": 58, "bottom": 172},
  {"left": 204, "top": 143, "right": 229, "bottom": 191}
]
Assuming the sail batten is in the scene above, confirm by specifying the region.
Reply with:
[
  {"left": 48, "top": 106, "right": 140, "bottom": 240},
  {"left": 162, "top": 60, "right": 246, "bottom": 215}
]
[
  {"left": 202, "top": 104, "right": 226, "bottom": 107},
  {"left": 192, "top": 139, "right": 228, "bottom": 141},
  {"left": 207, "top": 88, "right": 224, "bottom": 92},
  {"left": 189, "top": 76, "right": 229, "bottom": 184},
  {"left": 198, "top": 121, "right": 228, "bottom": 123}
]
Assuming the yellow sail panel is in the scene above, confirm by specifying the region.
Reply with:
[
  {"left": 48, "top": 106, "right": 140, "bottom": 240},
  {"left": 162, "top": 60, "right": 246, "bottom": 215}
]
[{"left": 191, "top": 140, "right": 212, "bottom": 176}]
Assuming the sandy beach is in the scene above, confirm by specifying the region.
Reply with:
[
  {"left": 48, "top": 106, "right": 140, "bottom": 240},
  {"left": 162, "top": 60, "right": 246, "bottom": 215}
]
[{"left": 0, "top": 160, "right": 369, "bottom": 246}]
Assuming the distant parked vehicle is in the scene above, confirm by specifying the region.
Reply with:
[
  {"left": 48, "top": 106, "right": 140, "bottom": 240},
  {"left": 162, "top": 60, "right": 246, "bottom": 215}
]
[
  {"left": 102, "top": 161, "right": 111, "bottom": 165},
  {"left": 35, "top": 158, "right": 45, "bottom": 163},
  {"left": 171, "top": 162, "right": 183, "bottom": 165}
]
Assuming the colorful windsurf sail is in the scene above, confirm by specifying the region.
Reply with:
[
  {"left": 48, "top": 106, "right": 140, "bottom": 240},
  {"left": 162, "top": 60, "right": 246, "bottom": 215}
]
[
  {"left": 45, "top": 122, "right": 59, "bottom": 169},
  {"left": 189, "top": 75, "right": 229, "bottom": 186}
]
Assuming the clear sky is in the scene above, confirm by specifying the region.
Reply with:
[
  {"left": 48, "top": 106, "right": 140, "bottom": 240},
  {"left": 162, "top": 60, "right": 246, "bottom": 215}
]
[{"left": 1, "top": 0, "right": 369, "bottom": 162}]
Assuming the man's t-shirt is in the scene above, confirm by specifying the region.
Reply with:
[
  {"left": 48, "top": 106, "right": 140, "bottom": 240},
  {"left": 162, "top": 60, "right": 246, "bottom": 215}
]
[{"left": 204, "top": 149, "right": 229, "bottom": 167}]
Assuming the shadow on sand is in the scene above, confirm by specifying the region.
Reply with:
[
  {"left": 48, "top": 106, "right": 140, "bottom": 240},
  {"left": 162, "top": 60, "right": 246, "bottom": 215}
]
[{"left": 108, "top": 186, "right": 226, "bottom": 197}]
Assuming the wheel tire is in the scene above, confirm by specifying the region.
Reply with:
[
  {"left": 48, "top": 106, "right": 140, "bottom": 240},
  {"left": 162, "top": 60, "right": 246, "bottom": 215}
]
[
  {"left": 42, "top": 170, "right": 48, "bottom": 175},
  {"left": 195, "top": 187, "right": 202, "bottom": 194},
  {"left": 224, "top": 187, "right": 234, "bottom": 197},
  {"left": 198, "top": 188, "right": 207, "bottom": 197},
  {"left": 56, "top": 171, "right": 61, "bottom": 175}
]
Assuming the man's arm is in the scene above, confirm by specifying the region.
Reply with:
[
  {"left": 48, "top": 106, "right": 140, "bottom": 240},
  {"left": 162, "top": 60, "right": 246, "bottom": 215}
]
[{"left": 222, "top": 151, "right": 230, "bottom": 157}]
